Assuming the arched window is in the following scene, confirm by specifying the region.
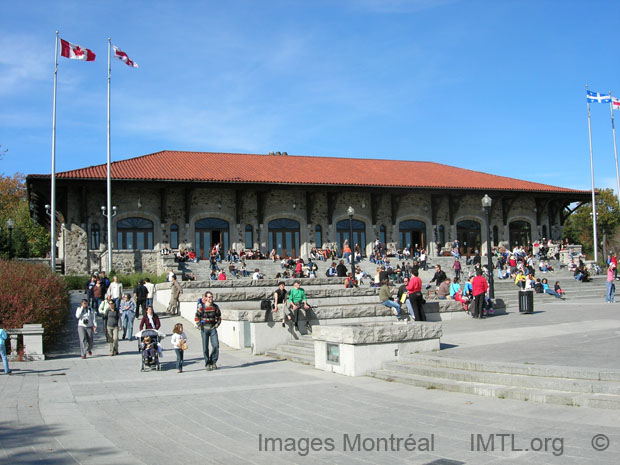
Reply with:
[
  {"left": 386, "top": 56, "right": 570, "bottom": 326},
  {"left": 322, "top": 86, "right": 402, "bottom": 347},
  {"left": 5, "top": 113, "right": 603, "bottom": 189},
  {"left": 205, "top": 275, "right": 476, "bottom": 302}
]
[
  {"left": 379, "top": 224, "right": 386, "bottom": 245},
  {"left": 509, "top": 220, "right": 531, "bottom": 248},
  {"left": 117, "top": 217, "right": 154, "bottom": 250},
  {"left": 336, "top": 219, "right": 366, "bottom": 255},
  {"left": 315, "top": 224, "right": 322, "bottom": 248},
  {"left": 399, "top": 220, "right": 426, "bottom": 251},
  {"left": 245, "top": 224, "right": 253, "bottom": 250},
  {"left": 493, "top": 225, "right": 499, "bottom": 246},
  {"left": 456, "top": 220, "right": 481, "bottom": 255},
  {"left": 268, "top": 218, "right": 300, "bottom": 258},
  {"left": 195, "top": 218, "right": 229, "bottom": 259},
  {"left": 90, "top": 224, "right": 100, "bottom": 250},
  {"left": 170, "top": 224, "right": 179, "bottom": 249},
  {"left": 542, "top": 225, "right": 548, "bottom": 240}
]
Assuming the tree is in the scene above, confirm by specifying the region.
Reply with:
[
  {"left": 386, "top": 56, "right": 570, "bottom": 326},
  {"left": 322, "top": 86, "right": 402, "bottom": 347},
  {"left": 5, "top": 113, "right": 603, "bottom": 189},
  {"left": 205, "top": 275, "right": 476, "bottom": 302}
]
[
  {"left": 0, "top": 173, "right": 50, "bottom": 259},
  {"left": 563, "top": 188, "right": 620, "bottom": 262}
]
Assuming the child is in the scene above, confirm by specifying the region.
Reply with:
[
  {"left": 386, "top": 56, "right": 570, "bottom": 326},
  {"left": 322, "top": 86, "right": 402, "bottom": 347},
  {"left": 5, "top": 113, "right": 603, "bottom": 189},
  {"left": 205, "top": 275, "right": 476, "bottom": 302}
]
[
  {"left": 0, "top": 320, "right": 11, "bottom": 374},
  {"left": 171, "top": 323, "right": 187, "bottom": 373},
  {"left": 554, "top": 281, "right": 565, "bottom": 297},
  {"left": 143, "top": 336, "right": 156, "bottom": 363}
]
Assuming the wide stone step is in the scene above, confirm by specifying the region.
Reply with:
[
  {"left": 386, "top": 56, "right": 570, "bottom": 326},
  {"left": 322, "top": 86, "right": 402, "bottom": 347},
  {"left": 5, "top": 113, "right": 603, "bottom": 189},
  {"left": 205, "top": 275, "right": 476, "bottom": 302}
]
[
  {"left": 381, "top": 361, "right": 620, "bottom": 395},
  {"left": 286, "top": 337, "right": 315, "bottom": 349},
  {"left": 398, "top": 354, "right": 620, "bottom": 381},
  {"left": 265, "top": 347, "right": 315, "bottom": 365},
  {"left": 366, "top": 369, "right": 620, "bottom": 409}
]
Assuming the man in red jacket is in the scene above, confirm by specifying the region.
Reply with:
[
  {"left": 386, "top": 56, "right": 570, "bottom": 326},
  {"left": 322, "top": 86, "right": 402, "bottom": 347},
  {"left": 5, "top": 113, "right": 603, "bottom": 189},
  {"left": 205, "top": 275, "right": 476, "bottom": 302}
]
[
  {"left": 406, "top": 269, "right": 426, "bottom": 322},
  {"left": 472, "top": 268, "right": 489, "bottom": 319}
]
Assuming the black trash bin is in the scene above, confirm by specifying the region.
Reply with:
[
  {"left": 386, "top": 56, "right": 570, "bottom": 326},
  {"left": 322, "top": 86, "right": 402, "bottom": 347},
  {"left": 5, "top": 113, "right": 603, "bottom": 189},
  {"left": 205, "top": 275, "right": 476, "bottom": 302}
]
[{"left": 518, "top": 290, "right": 534, "bottom": 313}]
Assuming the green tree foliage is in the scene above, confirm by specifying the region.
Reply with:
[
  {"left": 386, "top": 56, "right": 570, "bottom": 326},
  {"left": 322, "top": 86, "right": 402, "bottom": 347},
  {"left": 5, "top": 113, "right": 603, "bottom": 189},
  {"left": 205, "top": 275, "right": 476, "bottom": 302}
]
[
  {"left": 0, "top": 173, "right": 49, "bottom": 258},
  {"left": 563, "top": 188, "right": 620, "bottom": 260}
]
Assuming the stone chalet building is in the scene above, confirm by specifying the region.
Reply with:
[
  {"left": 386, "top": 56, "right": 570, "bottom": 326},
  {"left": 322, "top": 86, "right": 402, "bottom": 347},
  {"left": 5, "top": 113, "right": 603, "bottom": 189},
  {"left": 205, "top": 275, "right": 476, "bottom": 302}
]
[{"left": 26, "top": 151, "right": 589, "bottom": 275}]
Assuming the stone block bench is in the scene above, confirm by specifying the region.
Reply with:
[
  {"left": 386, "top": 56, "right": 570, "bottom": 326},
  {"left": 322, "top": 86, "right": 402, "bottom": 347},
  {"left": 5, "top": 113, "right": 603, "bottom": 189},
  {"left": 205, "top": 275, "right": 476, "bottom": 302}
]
[{"left": 312, "top": 322, "right": 443, "bottom": 376}]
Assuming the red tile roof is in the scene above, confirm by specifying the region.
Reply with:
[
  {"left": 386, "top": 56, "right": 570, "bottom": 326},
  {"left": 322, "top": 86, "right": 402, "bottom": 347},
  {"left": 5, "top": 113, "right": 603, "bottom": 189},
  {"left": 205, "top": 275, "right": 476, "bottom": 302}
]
[{"left": 29, "top": 150, "right": 586, "bottom": 193}]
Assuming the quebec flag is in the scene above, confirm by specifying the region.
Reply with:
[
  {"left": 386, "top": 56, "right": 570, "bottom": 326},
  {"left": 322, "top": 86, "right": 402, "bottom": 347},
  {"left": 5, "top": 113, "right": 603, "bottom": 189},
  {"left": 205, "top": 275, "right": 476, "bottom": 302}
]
[{"left": 586, "top": 90, "right": 611, "bottom": 103}]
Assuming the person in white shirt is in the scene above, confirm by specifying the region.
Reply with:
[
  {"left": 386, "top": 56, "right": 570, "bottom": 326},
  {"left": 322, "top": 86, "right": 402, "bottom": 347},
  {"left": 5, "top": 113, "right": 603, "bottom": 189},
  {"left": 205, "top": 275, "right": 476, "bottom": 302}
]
[
  {"left": 170, "top": 323, "right": 187, "bottom": 373},
  {"left": 106, "top": 276, "right": 123, "bottom": 310},
  {"left": 76, "top": 299, "right": 97, "bottom": 359},
  {"left": 144, "top": 278, "right": 155, "bottom": 308}
]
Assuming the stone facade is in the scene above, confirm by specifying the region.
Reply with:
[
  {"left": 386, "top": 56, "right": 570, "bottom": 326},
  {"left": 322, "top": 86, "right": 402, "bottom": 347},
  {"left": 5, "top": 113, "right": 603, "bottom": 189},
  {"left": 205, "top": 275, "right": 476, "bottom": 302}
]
[{"left": 31, "top": 179, "right": 583, "bottom": 275}]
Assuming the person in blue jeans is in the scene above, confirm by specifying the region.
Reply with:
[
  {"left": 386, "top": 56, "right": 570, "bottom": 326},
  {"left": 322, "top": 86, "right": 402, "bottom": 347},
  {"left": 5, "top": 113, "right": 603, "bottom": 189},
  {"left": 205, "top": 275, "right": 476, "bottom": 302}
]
[
  {"left": 379, "top": 279, "right": 403, "bottom": 319},
  {"left": 194, "top": 291, "right": 222, "bottom": 371},
  {"left": 0, "top": 320, "right": 11, "bottom": 374},
  {"left": 119, "top": 293, "right": 136, "bottom": 340},
  {"left": 542, "top": 278, "right": 565, "bottom": 300}
]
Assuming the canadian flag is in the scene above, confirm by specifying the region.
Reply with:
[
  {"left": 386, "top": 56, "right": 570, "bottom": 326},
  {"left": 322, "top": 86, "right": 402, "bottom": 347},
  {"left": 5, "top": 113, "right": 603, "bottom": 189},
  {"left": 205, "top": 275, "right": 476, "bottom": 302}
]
[
  {"left": 613, "top": 97, "right": 620, "bottom": 111},
  {"left": 112, "top": 46, "right": 138, "bottom": 68},
  {"left": 60, "top": 39, "right": 96, "bottom": 61}
]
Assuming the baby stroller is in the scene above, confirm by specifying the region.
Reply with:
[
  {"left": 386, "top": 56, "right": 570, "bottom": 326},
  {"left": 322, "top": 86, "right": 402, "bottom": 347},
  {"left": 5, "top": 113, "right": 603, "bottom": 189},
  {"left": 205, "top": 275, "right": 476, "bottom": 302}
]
[{"left": 137, "top": 329, "right": 165, "bottom": 371}]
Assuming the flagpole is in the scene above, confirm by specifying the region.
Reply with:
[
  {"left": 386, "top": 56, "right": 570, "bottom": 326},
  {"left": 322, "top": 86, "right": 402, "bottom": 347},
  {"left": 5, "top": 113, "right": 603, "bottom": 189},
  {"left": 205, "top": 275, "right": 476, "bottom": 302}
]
[
  {"left": 586, "top": 84, "right": 599, "bottom": 264},
  {"left": 50, "top": 31, "right": 59, "bottom": 271},
  {"left": 610, "top": 91, "right": 620, "bottom": 207},
  {"left": 106, "top": 38, "right": 113, "bottom": 273}
]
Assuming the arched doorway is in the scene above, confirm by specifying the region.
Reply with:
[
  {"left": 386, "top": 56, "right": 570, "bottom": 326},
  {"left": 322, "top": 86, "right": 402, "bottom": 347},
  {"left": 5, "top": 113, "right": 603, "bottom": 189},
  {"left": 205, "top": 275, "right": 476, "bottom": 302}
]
[
  {"left": 268, "top": 219, "right": 300, "bottom": 258},
  {"left": 195, "top": 218, "right": 229, "bottom": 259},
  {"left": 457, "top": 220, "right": 481, "bottom": 256},
  {"left": 399, "top": 220, "right": 426, "bottom": 253},
  {"left": 509, "top": 220, "right": 531, "bottom": 249},
  {"left": 336, "top": 219, "right": 366, "bottom": 255}
]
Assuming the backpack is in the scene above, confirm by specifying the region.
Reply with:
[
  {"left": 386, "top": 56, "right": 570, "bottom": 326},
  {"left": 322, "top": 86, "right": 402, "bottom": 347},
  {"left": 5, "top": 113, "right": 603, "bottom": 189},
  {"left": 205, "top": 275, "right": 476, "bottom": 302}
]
[
  {"left": 325, "top": 268, "right": 331, "bottom": 277},
  {"left": 260, "top": 299, "right": 272, "bottom": 311}
]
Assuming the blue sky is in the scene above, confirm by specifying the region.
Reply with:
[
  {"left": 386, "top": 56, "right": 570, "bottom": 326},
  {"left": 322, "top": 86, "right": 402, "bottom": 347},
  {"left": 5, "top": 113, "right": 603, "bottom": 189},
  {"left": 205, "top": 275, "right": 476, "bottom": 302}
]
[{"left": 1, "top": 0, "right": 620, "bottom": 193}]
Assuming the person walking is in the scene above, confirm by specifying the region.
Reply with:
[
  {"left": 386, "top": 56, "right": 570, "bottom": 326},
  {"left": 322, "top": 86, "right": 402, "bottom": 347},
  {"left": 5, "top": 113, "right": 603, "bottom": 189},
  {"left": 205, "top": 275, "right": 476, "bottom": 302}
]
[
  {"left": 106, "top": 275, "right": 123, "bottom": 311},
  {"left": 170, "top": 323, "right": 187, "bottom": 373},
  {"left": 406, "top": 269, "right": 427, "bottom": 322},
  {"left": 167, "top": 274, "right": 183, "bottom": 315},
  {"left": 139, "top": 306, "right": 161, "bottom": 331},
  {"left": 453, "top": 258, "right": 462, "bottom": 280},
  {"left": 105, "top": 301, "right": 122, "bottom": 356},
  {"left": 472, "top": 268, "right": 489, "bottom": 319},
  {"left": 76, "top": 299, "right": 97, "bottom": 359},
  {"left": 0, "top": 319, "right": 11, "bottom": 374},
  {"left": 133, "top": 279, "right": 148, "bottom": 319},
  {"left": 606, "top": 264, "right": 616, "bottom": 303},
  {"left": 98, "top": 298, "right": 112, "bottom": 342},
  {"left": 144, "top": 277, "right": 155, "bottom": 309},
  {"left": 195, "top": 291, "right": 221, "bottom": 371},
  {"left": 119, "top": 293, "right": 136, "bottom": 340}
]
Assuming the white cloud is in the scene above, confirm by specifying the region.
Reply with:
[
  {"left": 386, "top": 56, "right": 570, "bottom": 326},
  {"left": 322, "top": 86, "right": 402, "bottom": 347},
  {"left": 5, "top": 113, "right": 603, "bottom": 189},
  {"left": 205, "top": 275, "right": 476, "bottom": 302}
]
[{"left": 0, "top": 33, "right": 51, "bottom": 96}]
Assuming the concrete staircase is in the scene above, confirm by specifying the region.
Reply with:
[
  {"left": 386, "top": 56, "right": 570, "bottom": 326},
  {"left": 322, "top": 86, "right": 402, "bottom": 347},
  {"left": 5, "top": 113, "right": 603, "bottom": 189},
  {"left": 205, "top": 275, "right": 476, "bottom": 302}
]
[
  {"left": 266, "top": 335, "right": 315, "bottom": 365},
  {"left": 367, "top": 354, "right": 620, "bottom": 409}
]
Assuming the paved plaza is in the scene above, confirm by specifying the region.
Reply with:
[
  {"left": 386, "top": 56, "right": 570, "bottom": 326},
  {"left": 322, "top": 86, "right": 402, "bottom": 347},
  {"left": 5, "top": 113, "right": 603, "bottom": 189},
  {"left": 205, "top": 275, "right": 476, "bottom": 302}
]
[{"left": 1, "top": 293, "right": 619, "bottom": 464}]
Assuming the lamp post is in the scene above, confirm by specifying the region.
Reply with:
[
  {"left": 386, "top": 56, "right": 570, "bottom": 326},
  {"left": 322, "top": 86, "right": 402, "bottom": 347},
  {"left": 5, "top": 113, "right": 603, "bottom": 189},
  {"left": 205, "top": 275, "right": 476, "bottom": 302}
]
[
  {"left": 6, "top": 218, "right": 15, "bottom": 260},
  {"left": 481, "top": 194, "right": 495, "bottom": 299},
  {"left": 347, "top": 206, "right": 355, "bottom": 281}
]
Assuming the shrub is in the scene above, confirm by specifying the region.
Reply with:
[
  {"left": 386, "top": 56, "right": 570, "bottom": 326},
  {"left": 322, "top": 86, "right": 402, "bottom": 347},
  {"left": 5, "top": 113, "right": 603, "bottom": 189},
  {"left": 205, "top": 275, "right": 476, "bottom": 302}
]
[
  {"left": 64, "top": 275, "right": 91, "bottom": 291},
  {"left": 0, "top": 260, "right": 69, "bottom": 348},
  {"left": 64, "top": 272, "right": 167, "bottom": 291}
]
